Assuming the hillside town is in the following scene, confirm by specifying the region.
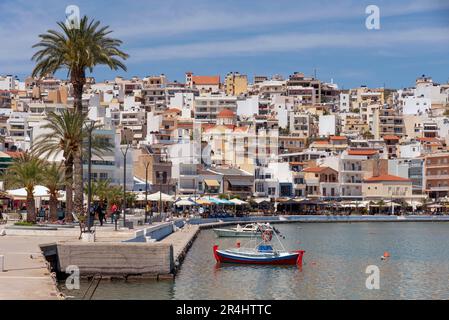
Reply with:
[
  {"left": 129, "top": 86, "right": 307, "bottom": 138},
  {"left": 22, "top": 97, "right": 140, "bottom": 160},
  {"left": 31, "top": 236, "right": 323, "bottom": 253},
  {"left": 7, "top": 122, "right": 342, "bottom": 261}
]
[{"left": 0, "top": 71, "right": 449, "bottom": 218}]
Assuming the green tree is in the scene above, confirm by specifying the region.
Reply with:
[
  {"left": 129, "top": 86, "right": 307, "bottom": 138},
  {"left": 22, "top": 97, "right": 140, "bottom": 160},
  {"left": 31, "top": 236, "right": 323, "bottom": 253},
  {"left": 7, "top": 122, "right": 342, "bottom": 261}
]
[
  {"left": 32, "top": 111, "right": 113, "bottom": 218},
  {"left": 31, "top": 16, "right": 128, "bottom": 218},
  {"left": 31, "top": 16, "right": 128, "bottom": 114},
  {"left": 43, "top": 162, "right": 65, "bottom": 222},
  {"left": 4, "top": 153, "right": 45, "bottom": 223}
]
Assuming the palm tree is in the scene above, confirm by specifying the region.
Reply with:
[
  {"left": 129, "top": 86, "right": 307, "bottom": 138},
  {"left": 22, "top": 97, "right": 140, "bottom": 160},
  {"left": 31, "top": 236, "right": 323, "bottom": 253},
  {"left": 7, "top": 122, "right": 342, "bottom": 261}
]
[
  {"left": 84, "top": 179, "right": 111, "bottom": 203},
  {"left": 31, "top": 16, "right": 128, "bottom": 114},
  {"left": 43, "top": 162, "right": 64, "bottom": 222},
  {"left": 32, "top": 111, "right": 113, "bottom": 218},
  {"left": 31, "top": 16, "right": 128, "bottom": 218},
  {"left": 4, "top": 153, "right": 45, "bottom": 223}
]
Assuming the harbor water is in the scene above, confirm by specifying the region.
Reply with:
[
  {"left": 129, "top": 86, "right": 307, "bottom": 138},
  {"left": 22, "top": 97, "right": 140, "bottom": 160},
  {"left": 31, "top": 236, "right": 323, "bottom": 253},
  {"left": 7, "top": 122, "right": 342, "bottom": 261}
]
[{"left": 60, "top": 222, "right": 449, "bottom": 299}]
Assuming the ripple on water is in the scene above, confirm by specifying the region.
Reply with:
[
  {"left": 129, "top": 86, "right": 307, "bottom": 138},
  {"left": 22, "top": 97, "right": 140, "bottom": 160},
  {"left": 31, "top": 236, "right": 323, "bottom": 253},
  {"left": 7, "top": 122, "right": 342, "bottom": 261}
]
[{"left": 61, "top": 222, "right": 449, "bottom": 299}]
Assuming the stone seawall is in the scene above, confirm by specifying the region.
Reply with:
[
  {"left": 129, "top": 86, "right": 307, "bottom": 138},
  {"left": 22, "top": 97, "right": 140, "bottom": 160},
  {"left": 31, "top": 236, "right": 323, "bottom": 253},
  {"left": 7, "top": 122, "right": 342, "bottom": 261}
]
[{"left": 56, "top": 242, "right": 174, "bottom": 278}]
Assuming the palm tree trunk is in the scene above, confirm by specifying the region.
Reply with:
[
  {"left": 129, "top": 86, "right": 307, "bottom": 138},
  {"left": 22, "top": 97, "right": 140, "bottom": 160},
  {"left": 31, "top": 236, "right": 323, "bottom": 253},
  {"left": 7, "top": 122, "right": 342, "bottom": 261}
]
[
  {"left": 71, "top": 73, "right": 85, "bottom": 114},
  {"left": 64, "top": 155, "right": 74, "bottom": 222},
  {"left": 49, "top": 194, "right": 58, "bottom": 222},
  {"left": 73, "top": 148, "right": 84, "bottom": 216},
  {"left": 26, "top": 194, "right": 36, "bottom": 223}
]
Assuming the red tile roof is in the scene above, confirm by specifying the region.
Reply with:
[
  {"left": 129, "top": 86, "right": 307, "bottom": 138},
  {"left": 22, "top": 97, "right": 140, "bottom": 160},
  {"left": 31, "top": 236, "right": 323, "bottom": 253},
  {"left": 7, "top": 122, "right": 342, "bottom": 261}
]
[
  {"left": 217, "top": 109, "right": 235, "bottom": 118},
  {"left": 165, "top": 108, "right": 181, "bottom": 113},
  {"left": 347, "top": 149, "right": 378, "bottom": 156},
  {"left": 417, "top": 137, "right": 440, "bottom": 143},
  {"left": 192, "top": 75, "right": 220, "bottom": 85},
  {"left": 303, "top": 167, "right": 329, "bottom": 173},
  {"left": 383, "top": 135, "right": 400, "bottom": 140},
  {"left": 330, "top": 136, "right": 347, "bottom": 140},
  {"left": 364, "top": 174, "right": 411, "bottom": 182}
]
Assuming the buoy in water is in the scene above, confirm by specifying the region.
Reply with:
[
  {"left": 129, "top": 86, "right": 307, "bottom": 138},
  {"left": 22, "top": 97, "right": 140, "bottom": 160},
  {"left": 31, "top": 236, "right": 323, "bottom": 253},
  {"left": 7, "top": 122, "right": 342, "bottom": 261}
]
[{"left": 381, "top": 251, "right": 391, "bottom": 260}]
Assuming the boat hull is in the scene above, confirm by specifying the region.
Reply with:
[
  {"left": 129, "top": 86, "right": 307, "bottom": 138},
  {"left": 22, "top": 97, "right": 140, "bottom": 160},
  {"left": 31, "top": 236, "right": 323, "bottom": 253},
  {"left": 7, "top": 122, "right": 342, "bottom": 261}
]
[
  {"left": 213, "top": 229, "right": 258, "bottom": 237},
  {"left": 213, "top": 246, "right": 305, "bottom": 265}
]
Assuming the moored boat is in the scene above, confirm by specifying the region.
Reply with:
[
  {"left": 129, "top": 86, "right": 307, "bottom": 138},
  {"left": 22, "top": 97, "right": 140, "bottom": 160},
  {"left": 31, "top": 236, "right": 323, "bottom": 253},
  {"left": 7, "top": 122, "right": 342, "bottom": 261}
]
[{"left": 213, "top": 228, "right": 305, "bottom": 266}]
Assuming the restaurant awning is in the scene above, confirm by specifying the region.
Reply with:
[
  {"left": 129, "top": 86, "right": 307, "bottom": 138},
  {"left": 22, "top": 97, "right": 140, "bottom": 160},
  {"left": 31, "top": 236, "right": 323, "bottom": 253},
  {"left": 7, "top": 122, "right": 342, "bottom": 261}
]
[
  {"left": 175, "top": 199, "right": 197, "bottom": 206},
  {"left": 227, "top": 179, "right": 253, "bottom": 187},
  {"left": 209, "top": 197, "right": 234, "bottom": 205},
  {"left": 229, "top": 198, "right": 248, "bottom": 205},
  {"left": 196, "top": 198, "right": 213, "bottom": 205},
  {"left": 204, "top": 179, "right": 220, "bottom": 187}
]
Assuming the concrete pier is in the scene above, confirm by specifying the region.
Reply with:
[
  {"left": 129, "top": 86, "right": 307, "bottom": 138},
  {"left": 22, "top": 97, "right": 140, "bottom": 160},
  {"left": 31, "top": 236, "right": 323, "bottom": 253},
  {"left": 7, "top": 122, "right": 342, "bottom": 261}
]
[
  {"left": 0, "top": 233, "right": 61, "bottom": 300},
  {"left": 160, "top": 224, "right": 200, "bottom": 273}
]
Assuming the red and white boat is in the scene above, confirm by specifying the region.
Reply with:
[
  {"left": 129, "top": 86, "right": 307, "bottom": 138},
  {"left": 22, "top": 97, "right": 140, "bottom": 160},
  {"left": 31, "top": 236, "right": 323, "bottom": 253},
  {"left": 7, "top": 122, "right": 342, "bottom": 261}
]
[{"left": 213, "top": 227, "right": 305, "bottom": 266}]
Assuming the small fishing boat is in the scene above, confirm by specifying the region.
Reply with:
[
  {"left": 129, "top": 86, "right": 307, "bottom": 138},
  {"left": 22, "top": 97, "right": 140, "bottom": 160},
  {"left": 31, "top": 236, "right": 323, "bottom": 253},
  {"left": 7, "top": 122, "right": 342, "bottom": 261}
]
[
  {"left": 213, "top": 223, "right": 270, "bottom": 238},
  {"left": 213, "top": 228, "right": 305, "bottom": 266}
]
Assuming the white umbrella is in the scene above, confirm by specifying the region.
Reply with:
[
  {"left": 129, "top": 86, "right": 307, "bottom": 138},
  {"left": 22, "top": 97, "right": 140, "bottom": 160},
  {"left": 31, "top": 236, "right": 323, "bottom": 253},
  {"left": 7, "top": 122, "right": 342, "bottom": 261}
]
[
  {"left": 147, "top": 191, "right": 174, "bottom": 202},
  {"left": 229, "top": 198, "right": 248, "bottom": 205},
  {"left": 7, "top": 185, "right": 50, "bottom": 199},
  {"left": 175, "top": 199, "right": 197, "bottom": 206}
]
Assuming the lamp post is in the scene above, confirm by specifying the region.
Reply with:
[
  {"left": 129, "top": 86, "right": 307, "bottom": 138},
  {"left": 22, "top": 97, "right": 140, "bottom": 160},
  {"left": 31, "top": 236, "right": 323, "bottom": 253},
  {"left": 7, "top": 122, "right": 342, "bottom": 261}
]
[
  {"left": 144, "top": 161, "right": 150, "bottom": 224},
  {"left": 159, "top": 171, "right": 162, "bottom": 219},
  {"left": 120, "top": 139, "right": 131, "bottom": 228},
  {"left": 85, "top": 119, "right": 96, "bottom": 232}
]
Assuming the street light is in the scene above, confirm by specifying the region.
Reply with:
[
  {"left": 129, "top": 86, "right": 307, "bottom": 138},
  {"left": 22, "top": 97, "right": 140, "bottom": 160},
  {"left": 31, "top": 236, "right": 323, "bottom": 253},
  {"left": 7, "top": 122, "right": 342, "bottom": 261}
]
[
  {"left": 84, "top": 119, "right": 96, "bottom": 232},
  {"left": 158, "top": 171, "right": 163, "bottom": 218},
  {"left": 144, "top": 161, "right": 150, "bottom": 224},
  {"left": 120, "top": 135, "right": 131, "bottom": 228}
]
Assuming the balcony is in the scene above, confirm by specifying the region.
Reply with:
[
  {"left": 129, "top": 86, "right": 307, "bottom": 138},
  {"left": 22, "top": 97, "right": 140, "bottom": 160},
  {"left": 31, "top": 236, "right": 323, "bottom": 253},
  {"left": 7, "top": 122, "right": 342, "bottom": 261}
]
[
  {"left": 427, "top": 186, "right": 449, "bottom": 191},
  {"left": 426, "top": 174, "right": 449, "bottom": 180}
]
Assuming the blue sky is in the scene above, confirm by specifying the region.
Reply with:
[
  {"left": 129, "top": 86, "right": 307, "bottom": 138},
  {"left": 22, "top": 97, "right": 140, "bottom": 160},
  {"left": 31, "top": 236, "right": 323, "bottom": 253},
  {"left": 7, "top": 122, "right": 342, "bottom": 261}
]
[{"left": 1, "top": 0, "right": 449, "bottom": 88}]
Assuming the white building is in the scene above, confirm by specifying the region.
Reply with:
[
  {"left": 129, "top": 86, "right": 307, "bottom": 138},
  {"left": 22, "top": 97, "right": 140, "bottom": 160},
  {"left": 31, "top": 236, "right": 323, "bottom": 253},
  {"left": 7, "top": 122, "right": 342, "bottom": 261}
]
[
  {"left": 319, "top": 115, "right": 337, "bottom": 137},
  {"left": 339, "top": 93, "right": 350, "bottom": 112},
  {"left": 194, "top": 94, "right": 237, "bottom": 123},
  {"left": 236, "top": 96, "right": 259, "bottom": 119},
  {"left": 402, "top": 95, "right": 431, "bottom": 115},
  {"left": 169, "top": 92, "right": 194, "bottom": 119},
  {"left": 398, "top": 142, "right": 422, "bottom": 158}
]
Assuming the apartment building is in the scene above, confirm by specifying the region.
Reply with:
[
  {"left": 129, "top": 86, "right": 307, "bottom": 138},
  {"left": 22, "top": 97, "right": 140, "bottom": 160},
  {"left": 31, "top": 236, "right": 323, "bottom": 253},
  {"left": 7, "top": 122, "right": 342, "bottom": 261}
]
[
  {"left": 194, "top": 94, "right": 237, "bottom": 123},
  {"left": 287, "top": 72, "right": 321, "bottom": 104},
  {"left": 424, "top": 153, "right": 449, "bottom": 199},
  {"left": 378, "top": 105, "right": 405, "bottom": 138},
  {"left": 225, "top": 72, "right": 248, "bottom": 96},
  {"left": 303, "top": 166, "right": 339, "bottom": 199},
  {"left": 362, "top": 174, "right": 413, "bottom": 201},
  {"left": 186, "top": 72, "right": 220, "bottom": 93},
  {"left": 339, "top": 149, "right": 388, "bottom": 199}
]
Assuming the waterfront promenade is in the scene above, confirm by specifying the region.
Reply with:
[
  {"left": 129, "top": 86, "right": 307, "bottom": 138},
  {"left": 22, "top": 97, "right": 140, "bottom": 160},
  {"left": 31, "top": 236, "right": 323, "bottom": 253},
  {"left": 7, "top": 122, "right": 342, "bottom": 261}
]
[
  {"left": 0, "top": 228, "right": 63, "bottom": 299},
  {"left": 2, "top": 214, "right": 449, "bottom": 299},
  {"left": 0, "top": 223, "right": 140, "bottom": 299}
]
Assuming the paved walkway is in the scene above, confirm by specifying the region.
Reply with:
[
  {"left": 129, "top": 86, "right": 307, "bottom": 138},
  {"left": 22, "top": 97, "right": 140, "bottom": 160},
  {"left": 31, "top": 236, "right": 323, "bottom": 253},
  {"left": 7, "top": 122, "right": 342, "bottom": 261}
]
[
  {"left": 0, "top": 222, "right": 140, "bottom": 299},
  {"left": 0, "top": 232, "right": 63, "bottom": 300}
]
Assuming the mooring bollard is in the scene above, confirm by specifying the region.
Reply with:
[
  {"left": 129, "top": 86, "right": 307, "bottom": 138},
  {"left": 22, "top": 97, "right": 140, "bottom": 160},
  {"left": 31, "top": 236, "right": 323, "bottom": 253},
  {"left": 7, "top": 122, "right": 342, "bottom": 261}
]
[{"left": 0, "top": 255, "right": 4, "bottom": 272}]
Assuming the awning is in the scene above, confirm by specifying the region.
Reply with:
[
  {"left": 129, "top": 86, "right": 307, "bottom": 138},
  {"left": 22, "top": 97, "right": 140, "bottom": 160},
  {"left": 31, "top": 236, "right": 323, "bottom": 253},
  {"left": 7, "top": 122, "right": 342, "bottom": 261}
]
[
  {"left": 196, "top": 198, "right": 213, "bottom": 205},
  {"left": 229, "top": 198, "right": 248, "bottom": 205},
  {"left": 209, "top": 197, "right": 234, "bottom": 205},
  {"left": 175, "top": 199, "right": 197, "bottom": 206},
  {"left": 227, "top": 178, "right": 253, "bottom": 187},
  {"left": 7, "top": 185, "right": 50, "bottom": 199},
  {"left": 204, "top": 179, "right": 220, "bottom": 187},
  {"left": 146, "top": 191, "right": 174, "bottom": 202}
]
